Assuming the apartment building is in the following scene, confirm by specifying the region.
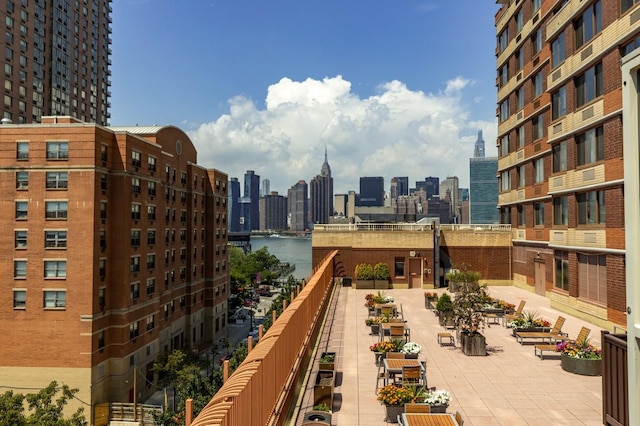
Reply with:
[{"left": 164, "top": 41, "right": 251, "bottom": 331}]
[
  {"left": 1, "top": 0, "right": 112, "bottom": 125},
  {"left": 495, "top": 0, "right": 631, "bottom": 327},
  {"left": 0, "top": 116, "right": 229, "bottom": 418}
]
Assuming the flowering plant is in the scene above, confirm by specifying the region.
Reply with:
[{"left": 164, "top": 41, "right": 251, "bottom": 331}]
[
  {"left": 365, "top": 316, "right": 389, "bottom": 326},
  {"left": 507, "top": 311, "right": 551, "bottom": 329},
  {"left": 376, "top": 384, "right": 424, "bottom": 405},
  {"left": 494, "top": 299, "right": 516, "bottom": 310},
  {"left": 370, "top": 340, "right": 403, "bottom": 353},
  {"left": 556, "top": 339, "right": 602, "bottom": 359},
  {"left": 400, "top": 342, "right": 422, "bottom": 355},
  {"left": 423, "top": 389, "right": 450, "bottom": 406},
  {"left": 372, "top": 291, "right": 394, "bottom": 304}
]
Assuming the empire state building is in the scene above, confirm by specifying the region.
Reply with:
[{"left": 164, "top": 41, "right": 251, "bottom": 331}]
[{"left": 310, "top": 146, "right": 334, "bottom": 224}]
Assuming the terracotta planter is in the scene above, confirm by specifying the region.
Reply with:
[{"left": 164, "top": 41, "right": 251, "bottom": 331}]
[
  {"left": 561, "top": 353, "right": 602, "bottom": 376},
  {"left": 384, "top": 404, "right": 404, "bottom": 423},
  {"left": 460, "top": 333, "right": 486, "bottom": 356}
]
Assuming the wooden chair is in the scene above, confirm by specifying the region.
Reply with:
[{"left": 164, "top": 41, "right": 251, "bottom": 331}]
[
  {"left": 534, "top": 327, "right": 591, "bottom": 360},
  {"left": 455, "top": 410, "right": 464, "bottom": 425},
  {"left": 504, "top": 300, "right": 526, "bottom": 324},
  {"left": 404, "top": 403, "right": 431, "bottom": 413},
  {"left": 399, "top": 365, "right": 422, "bottom": 386},
  {"left": 387, "top": 324, "right": 407, "bottom": 343},
  {"left": 515, "top": 316, "right": 566, "bottom": 344}
]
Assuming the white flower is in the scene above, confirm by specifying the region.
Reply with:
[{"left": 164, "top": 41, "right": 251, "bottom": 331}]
[
  {"left": 384, "top": 296, "right": 394, "bottom": 303},
  {"left": 424, "top": 389, "right": 450, "bottom": 405},
  {"left": 400, "top": 341, "right": 422, "bottom": 355}
]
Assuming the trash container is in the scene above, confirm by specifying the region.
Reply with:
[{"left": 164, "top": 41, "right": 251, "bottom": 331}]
[{"left": 342, "top": 276, "right": 352, "bottom": 287}]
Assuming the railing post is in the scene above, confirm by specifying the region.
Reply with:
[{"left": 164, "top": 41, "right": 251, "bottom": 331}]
[
  {"left": 248, "top": 336, "right": 253, "bottom": 352},
  {"left": 223, "top": 360, "right": 229, "bottom": 382},
  {"left": 283, "top": 299, "right": 287, "bottom": 310},
  {"left": 272, "top": 309, "right": 277, "bottom": 324},
  {"left": 258, "top": 324, "right": 264, "bottom": 340},
  {"left": 185, "top": 398, "right": 193, "bottom": 426}
]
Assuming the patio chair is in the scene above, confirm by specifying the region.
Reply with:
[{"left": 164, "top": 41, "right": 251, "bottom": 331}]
[
  {"left": 404, "top": 403, "right": 430, "bottom": 413},
  {"left": 503, "top": 300, "right": 526, "bottom": 325},
  {"left": 534, "top": 327, "right": 591, "bottom": 360},
  {"left": 455, "top": 410, "right": 465, "bottom": 425},
  {"left": 387, "top": 324, "right": 407, "bottom": 343},
  {"left": 515, "top": 316, "right": 566, "bottom": 344},
  {"left": 399, "top": 365, "right": 422, "bottom": 386}
]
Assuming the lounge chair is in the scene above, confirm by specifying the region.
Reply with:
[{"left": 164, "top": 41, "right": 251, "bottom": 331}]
[
  {"left": 534, "top": 327, "right": 591, "bottom": 360},
  {"left": 515, "top": 316, "right": 566, "bottom": 344},
  {"left": 504, "top": 300, "right": 526, "bottom": 325}
]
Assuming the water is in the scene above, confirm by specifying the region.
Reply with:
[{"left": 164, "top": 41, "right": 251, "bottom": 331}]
[{"left": 250, "top": 236, "right": 312, "bottom": 280}]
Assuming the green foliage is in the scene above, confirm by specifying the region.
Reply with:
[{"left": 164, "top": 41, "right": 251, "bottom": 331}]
[
  {"left": 373, "top": 262, "right": 390, "bottom": 280},
  {"left": 354, "top": 263, "right": 374, "bottom": 280},
  {"left": 446, "top": 269, "right": 481, "bottom": 284},
  {"left": 435, "top": 293, "right": 454, "bottom": 312},
  {"left": 312, "top": 403, "right": 331, "bottom": 412},
  {"left": 0, "top": 381, "right": 87, "bottom": 426},
  {"left": 453, "top": 284, "right": 489, "bottom": 336},
  {"left": 230, "top": 246, "right": 280, "bottom": 287}
]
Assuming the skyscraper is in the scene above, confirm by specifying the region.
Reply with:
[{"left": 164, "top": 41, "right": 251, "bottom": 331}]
[
  {"left": 261, "top": 178, "right": 270, "bottom": 197},
  {"left": 1, "top": 1, "right": 112, "bottom": 124},
  {"left": 359, "top": 176, "right": 384, "bottom": 206},
  {"left": 439, "top": 176, "right": 459, "bottom": 223},
  {"left": 259, "top": 192, "right": 287, "bottom": 231},
  {"left": 473, "top": 130, "right": 486, "bottom": 158},
  {"left": 390, "top": 177, "right": 409, "bottom": 199},
  {"left": 228, "top": 177, "right": 241, "bottom": 232},
  {"left": 243, "top": 170, "right": 260, "bottom": 231},
  {"left": 288, "top": 180, "right": 308, "bottom": 231},
  {"left": 310, "top": 147, "right": 333, "bottom": 224},
  {"left": 469, "top": 157, "right": 498, "bottom": 224}
]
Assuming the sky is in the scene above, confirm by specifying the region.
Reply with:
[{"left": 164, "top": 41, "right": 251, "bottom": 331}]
[{"left": 110, "top": 0, "right": 502, "bottom": 195}]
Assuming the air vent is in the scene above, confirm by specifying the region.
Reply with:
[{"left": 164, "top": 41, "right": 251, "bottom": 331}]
[
  {"left": 533, "top": 56, "right": 540, "bottom": 66},
  {"left": 516, "top": 72, "right": 522, "bottom": 81},
  {"left": 533, "top": 99, "right": 540, "bottom": 109},
  {"left": 581, "top": 45, "right": 593, "bottom": 61},
  {"left": 534, "top": 142, "right": 541, "bottom": 152},
  {"left": 517, "top": 111, "right": 523, "bottom": 120},
  {"left": 516, "top": 34, "right": 521, "bottom": 43},
  {"left": 533, "top": 12, "right": 539, "bottom": 23},
  {"left": 552, "top": 69, "right": 562, "bottom": 81}
]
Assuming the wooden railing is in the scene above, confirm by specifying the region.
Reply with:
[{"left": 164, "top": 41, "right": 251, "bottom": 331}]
[
  {"left": 601, "top": 330, "right": 628, "bottom": 426},
  {"left": 191, "top": 250, "right": 338, "bottom": 426},
  {"left": 94, "top": 402, "right": 162, "bottom": 426}
]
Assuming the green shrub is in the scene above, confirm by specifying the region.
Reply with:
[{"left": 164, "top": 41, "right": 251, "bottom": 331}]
[
  {"left": 435, "top": 293, "right": 454, "bottom": 312},
  {"left": 355, "top": 263, "right": 374, "bottom": 280},
  {"left": 373, "top": 262, "right": 390, "bottom": 280}
]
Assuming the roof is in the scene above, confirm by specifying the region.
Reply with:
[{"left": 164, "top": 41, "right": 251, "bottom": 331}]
[{"left": 107, "top": 125, "right": 168, "bottom": 134}]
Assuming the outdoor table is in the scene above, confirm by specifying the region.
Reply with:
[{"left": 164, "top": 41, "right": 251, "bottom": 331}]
[
  {"left": 401, "top": 412, "right": 458, "bottom": 426},
  {"left": 383, "top": 358, "right": 423, "bottom": 386},
  {"left": 375, "top": 303, "right": 398, "bottom": 317}
]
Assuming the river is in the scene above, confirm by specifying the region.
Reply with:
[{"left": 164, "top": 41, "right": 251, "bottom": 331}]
[{"left": 250, "top": 236, "right": 312, "bottom": 280}]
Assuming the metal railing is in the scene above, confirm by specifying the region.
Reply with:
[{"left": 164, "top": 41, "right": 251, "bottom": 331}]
[{"left": 313, "top": 223, "right": 511, "bottom": 232}]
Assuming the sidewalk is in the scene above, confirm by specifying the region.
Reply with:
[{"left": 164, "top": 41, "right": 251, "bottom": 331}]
[{"left": 296, "top": 285, "right": 605, "bottom": 426}]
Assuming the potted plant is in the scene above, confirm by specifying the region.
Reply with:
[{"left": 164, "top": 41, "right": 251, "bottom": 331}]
[
  {"left": 446, "top": 268, "right": 481, "bottom": 293},
  {"left": 423, "top": 389, "right": 451, "bottom": 413},
  {"left": 370, "top": 339, "right": 404, "bottom": 365},
  {"left": 376, "top": 384, "right": 425, "bottom": 423},
  {"left": 374, "top": 262, "right": 391, "bottom": 289},
  {"left": 556, "top": 339, "right": 602, "bottom": 376},
  {"left": 313, "top": 369, "right": 335, "bottom": 409},
  {"left": 507, "top": 311, "right": 551, "bottom": 336},
  {"left": 424, "top": 291, "right": 438, "bottom": 309},
  {"left": 400, "top": 341, "right": 422, "bottom": 359},
  {"left": 364, "top": 293, "right": 376, "bottom": 315},
  {"left": 318, "top": 351, "right": 336, "bottom": 371},
  {"left": 453, "top": 281, "right": 488, "bottom": 356},
  {"left": 365, "top": 316, "right": 389, "bottom": 335},
  {"left": 435, "top": 293, "right": 454, "bottom": 327},
  {"left": 303, "top": 404, "right": 332, "bottom": 424},
  {"left": 355, "top": 263, "right": 375, "bottom": 289}
]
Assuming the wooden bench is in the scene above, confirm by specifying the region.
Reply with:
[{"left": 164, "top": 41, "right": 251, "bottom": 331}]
[
  {"left": 437, "top": 332, "right": 455, "bottom": 346},
  {"left": 534, "top": 344, "right": 559, "bottom": 360}
]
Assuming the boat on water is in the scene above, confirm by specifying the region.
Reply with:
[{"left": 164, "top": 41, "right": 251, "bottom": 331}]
[{"left": 269, "top": 233, "right": 280, "bottom": 238}]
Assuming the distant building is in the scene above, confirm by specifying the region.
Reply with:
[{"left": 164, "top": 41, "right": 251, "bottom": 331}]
[
  {"left": 288, "top": 180, "right": 309, "bottom": 231},
  {"left": 474, "top": 130, "right": 486, "bottom": 158},
  {"left": 261, "top": 178, "right": 270, "bottom": 197},
  {"left": 228, "top": 177, "right": 242, "bottom": 232},
  {"left": 440, "top": 176, "right": 459, "bottom": 222},
  {"left": 244, "top": 170, "right": 260, "bottom": 231},
  {"left": 390, "top": 177, "right": 409, "bottom": 199},
  {"left": 260, "top": 191, "right": 287, "bottom": 231},
  {"left": 359, "top": 176, "right": 384, "bottom": 206},
  {"left": 310, "top": 147, "right": 333, "bottom": 224},
  {"left": 470, "top": 157, "right": 498, "bottom": 224},
  {"left": 334, "top": 194, "right": 348, "bottom": 216}
]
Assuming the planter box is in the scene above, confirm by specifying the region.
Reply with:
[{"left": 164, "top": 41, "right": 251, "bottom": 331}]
[
  {"left": 370, "top": 324, "right": 381, "bottom": 336},
  {"left": 429, "top": 403, "right": 449, "bottom": 413},
  {"left": 385, "top": 404, "right": 403, "bottom": 423},
  {"left": 561, "top": 353, "right": 602, "bottom": 376},
  {"left": 374, "top": 279, "right": 389, "bottom": 289},
  {"left": 438, "top": 313, "right": 454, "bottom": 328},
  {"left": 313, "top": 370, "right": 335, "bottom": 409},
  {"left": 460, "top": 333, "right": 486, "bottom": 356},
  {"left": 355, "top": 280, "right": 375, "bottom": 289},
  {"left": 404, "top": 353, "right": 419, "bottom": 359},
  {"left": 318, "top": 352, "right": 336, "bottom": 371}
]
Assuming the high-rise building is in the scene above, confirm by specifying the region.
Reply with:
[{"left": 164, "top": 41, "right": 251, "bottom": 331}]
[
  {"left": 259, "top": 191, "right": 287, "bottom": 231},
  {"left": 390, "top": 177, "right": 409, "bottom": 199},
  {"left": 439, "top": 176, "right": 459, "bottom": 222},
  {"left": 469, "top": 157, "right": 498, "bottom": 224},
  {"left": 473, "top": 130, "right": 486, "bottom": 158},
  {"left": 261, "top": 178, "right": 270, "bottom": 197},
  {"left": 0, "top": 116, "right": 229, "bottom": 413},
  {"left": 243, "top": 170, "right": 260, "bottom": 231},
  {"left": 310, "top": 147, "right": 333, "bottom": 224},
  {"left": 334, "top": 194, "right": 347, "bottom": 216},
  {"left": 228, "top": 177, "right": 241, "bottom": 232},
  {"left": 417, "top": 176, "right": 440, "bottom": 200},
  {"left": 359, "top": 176, "right": 384, "bottom": 206},
  {"left": 495, "top": 1, "right": 626, "bottom": 326},
  {"left": 288, "top": 180, "right": 308, "bottom": 231},
  {"left": 0, "top": 1, "right": 112, "bottom": 125}
]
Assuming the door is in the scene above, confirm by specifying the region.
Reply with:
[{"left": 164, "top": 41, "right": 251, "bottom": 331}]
[
  {"left": 408, "top": 258, "right": 422, "bottom": 288},
  {"left": 534, "top": 261, "right": 545, "bottom": 296}
]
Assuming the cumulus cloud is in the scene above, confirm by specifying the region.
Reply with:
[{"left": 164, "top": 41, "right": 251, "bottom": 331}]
[{"left": 189, "top": 75, "right": 496, "bottom": 195}]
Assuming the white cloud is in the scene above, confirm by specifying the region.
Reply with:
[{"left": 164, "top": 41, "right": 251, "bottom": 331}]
[{"left": 189, "top": 75, "right": 496, "bottom": 195}]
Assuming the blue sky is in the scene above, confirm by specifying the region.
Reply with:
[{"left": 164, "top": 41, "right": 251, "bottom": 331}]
[{"left": 110, "top": 0, "right": 501, "bottom": 194}]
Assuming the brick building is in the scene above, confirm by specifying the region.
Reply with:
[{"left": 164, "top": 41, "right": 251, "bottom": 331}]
[
  {"left": 495, "top": 0, "right": 629, "bottom": 327},
  {"left": 0, "top": 116, "right": 229, "bottom": 418}
]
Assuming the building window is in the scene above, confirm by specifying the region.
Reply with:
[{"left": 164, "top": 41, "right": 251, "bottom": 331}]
[
  {"left": 130, "top": 282, "right": 140, "bottom": 301},
  {"left": 551, "top": 86, "right": 566, "bottom": 119},
  {"left": 515, "top": 48, "right": 524, "bottom": 71},
  {"left": 516, "top": 85, "right": 524, "bottom": 110},
  {"left": 15, "top": 200, "right": 27, "bottom": 219},
  {"left": 16, "top": 171, "right": 28, "bottom": 190},
  {"left": 147, "top": 278, "right": 155, "bottom": 295},
  {"left": 575, "top": 63, "right": 602, "bottom": 108},
  {"left": 131, "top": 230, "right": 141, "bottom": 247},
  {"left": 501, "top": 170, "right": 510, "bottom": 192},
  {"left": 517, "top": 125, "right": 525, "bottom": 149},
  {"left": 393, "top": 257, "right": 405, "bottom": 277},
  {"left": 180, "top": 172, "right": 187, "bottom": 186},
  {"left": 45, "top": 230, "right": 67, "bottom": 248},
  {"left": 146, "top": 253, "right": 155, "bottom": 270},
  {"left": 131, "top": 203, "right": 141, "bottom": 220},
  {"left": 100, "top": 230, "right": 107, "bottom": 250},
  {"left": 499, "top": 63, "right": 509, "bottom": 87},
  {"left": 575, "top": 0, "right": 601, "bottom": 49},
  {"left": 518, "top": 165, "right": 525, "bottom": 188},
  {"left": 531, "top": 28, "right": 542, "bottom": 56},
  {"left": 45, "top": 201, "right": 67, "bottom": 219},
  {"left": 129, "top": 321, "right": 139, "bottom": 339},
  {"left": 43, "top": 290, "right": 66, "bottom": 309},
  {"left": 578, "top": 254, "right": 606, "bottom": 304},
  {"left": 15, "top": 230, "right": 27, "bottom": 249},
  {"left": 577, "top": 190, "right": 605, "bottom": 225},
  {"left": 498, "top": 27, "right": 509, "bottom": 53},
  {"left": 148, "top": 181, "right": 156, "bottom": 196},
  {"left": 148, "top": 156, "right": 156, "bottom": 171},
  {"left": 533, "top": 113, "right": 544, "bottom": 140},
  {"left": 551, "top": 33, "right": 565, "bottom": 68},
  {"left": 554, "top": 251, "right": 569, "bottom": 291},
  {"left": 533, "top": 72, "right": 543, "bottom": 98},
  {"left": 100, "top": 201, "right": 107, "bottom": 220},
  {"left": 515, "top": 8, "right": 523, "bottom": 33},
  {"left": 98, "top": 331, "right": 105, "bottom": 350},
  {"left": 14, "top": 259, "right": 26, "bottom": 278},
  {"left": 623, "top": 0, "right": 640, "bottom": 13},
  {"left": 100, "top": 174, "right": 107, "bottom": 191},
  {"left": 146, "top": 314, "right": 155, "bottom": 332},
  {"left": 534, "top": 202, "right": 544, "bottom": 226},
  {"left": 147, "top": 205, "right": 156, "bottom": 221},
  {"left": 552, "top": 141, "right": 567, "bottom": 172},
  {"left": 46, "top": 171, "right": 68, "bottom": 189},
  {"left": 131, "top": 151, "right": 141, "bottom": 168},
  {"left": 46, "top": 141, "right": 69, "bottom": 159},
  {"left": 576, "top": 126, "right": 604, "bottom": 166},
  {"left": 534, "top": 158, "right": 544, "bottom": 183},
  {"left": 99, "top": 259, "right": 106, "bottom": 279},
  {"left": 131, "top": 256, "right": 140, "bottom": 273},
  {"left": 147, "top": 229, "right": 156, "bottom": 245},
  {"left": 500, "top": 206, "right": 511, "bottom": 224},
  {"left": 101, "top": 144, "right": 108, "bottom": 162},
  {"left": 553, "top": 197, "right": 568, "bottom": 226},
  {"left": 16, "top": 141, "right": 28, "bottom": 159},
  {"left": 13, "top": 289, "right": 26, "bottom": 309},
  {"left": 132, "top": 177, "right": 141, "bottom": 194},
  {"left": 532, "top": 0, "right": 541, "bottom": 12},
  {"left": 44, "top": 260, "right": 66, "bottom": 278},
  {"left": 517, "top": 205, "right": 526, "bottom": 226},
  {"left": 499, "top": 99, "right": 509, "bottom": 122}
]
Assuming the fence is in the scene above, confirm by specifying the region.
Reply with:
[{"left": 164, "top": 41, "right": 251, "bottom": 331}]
[{"left": 601, "top": 330, "right": 628, "bottom": 426}]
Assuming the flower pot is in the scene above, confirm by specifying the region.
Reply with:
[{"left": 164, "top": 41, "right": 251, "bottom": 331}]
[
  {"left": 384, "top": 404, "right": 404, "bottom": 423},
  {"left": 560, "top": 353, "right": 602, "bottom": 376},
  {"left": 438, "top": 313, "right": 454, "bottom": 327},
  {"left": 313, "top": 370, "right": 335, "bottom": 409},
  {"left": 460, "top": 333, "right": 486, "bottom": 356},
  {"left": 318, "top": 352, "right": 336, "bottom": 371},
  {"left": 370, "top": 324, "right": 381, "bottom": 335},
  {"left": 429, "top": 403, "right": 449, "bottom": 413},
  {"left": 374, "top": 351, "right": 385, "bottom": 366},
  {"left": 303, "top": 410, "right": 332, "bottom": 425},
  {"left": 404, "top": 353, "right": 419, "bottom": 359}
]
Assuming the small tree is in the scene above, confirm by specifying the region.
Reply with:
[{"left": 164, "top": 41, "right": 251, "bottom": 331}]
[
  {"left": 373, "top": 262, "right": 390, "bottom": 281},
  {"left": 354, "top": 263, "right": 374, "bottom": 280},
  {"left": 453, "top": 283, "right": 489, "bottom": 336}
]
